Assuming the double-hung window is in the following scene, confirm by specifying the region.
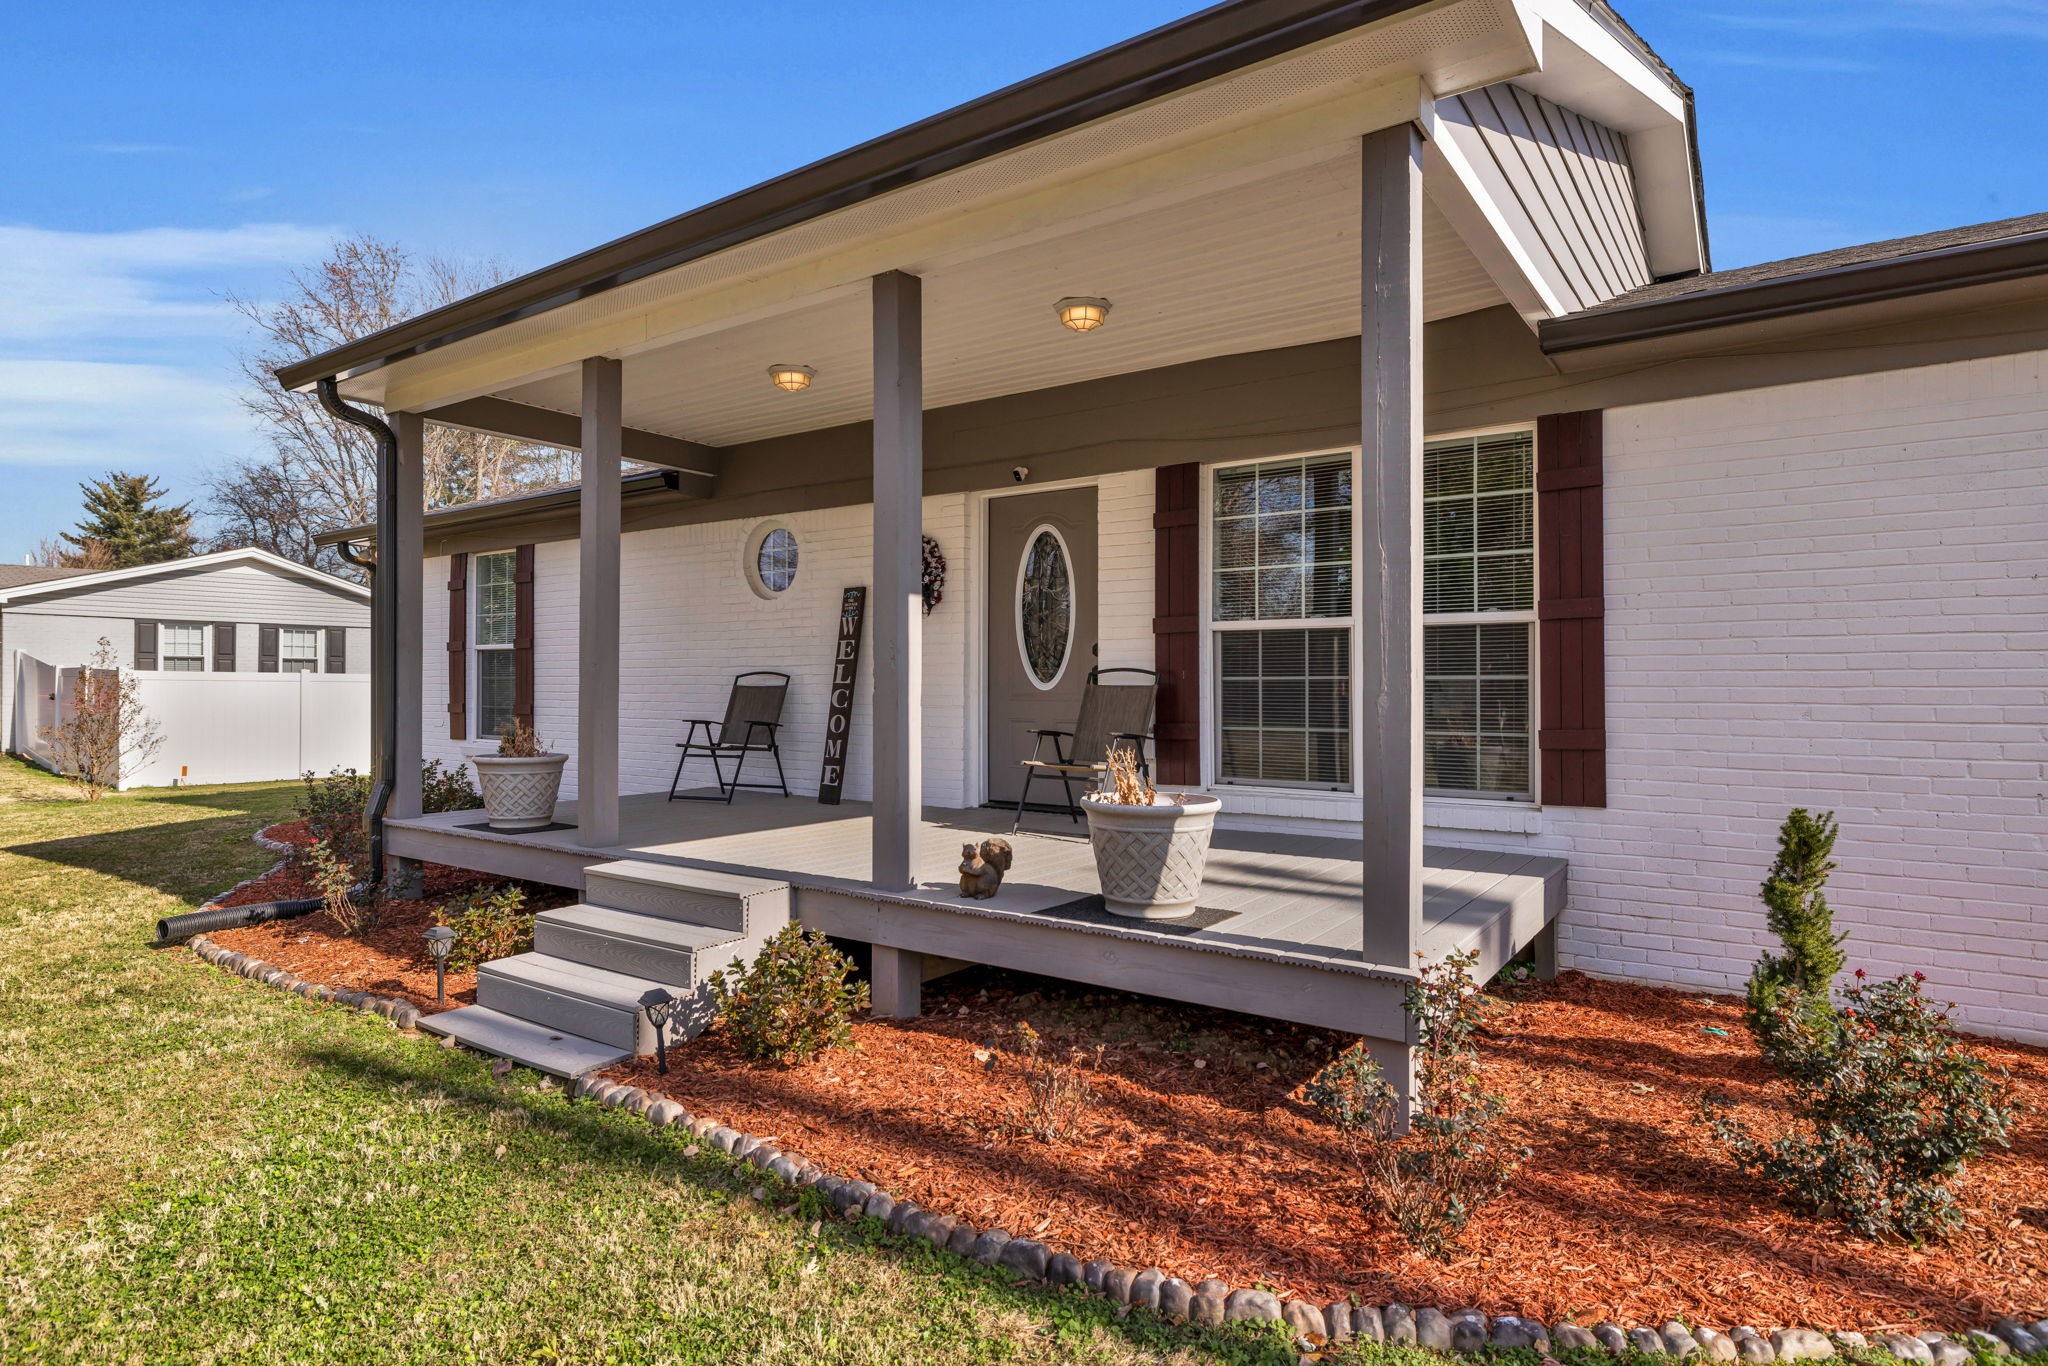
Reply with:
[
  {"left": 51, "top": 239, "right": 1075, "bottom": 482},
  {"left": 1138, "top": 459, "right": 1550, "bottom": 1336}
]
[
  {"left": 160, "top": 623, "right": 205, "bottom": 672},
  {"left": 277, "top": 627, "right": 320, "bottom": 673},
  {"left": 1423, "top": 430, "right": 1536, "bottom": 799},
  {"left": 473, "top": 550, "right": 518, "bottom": 740},
  {"left": 1211, "top": 452, "right": 1353, "bottom": 789}
]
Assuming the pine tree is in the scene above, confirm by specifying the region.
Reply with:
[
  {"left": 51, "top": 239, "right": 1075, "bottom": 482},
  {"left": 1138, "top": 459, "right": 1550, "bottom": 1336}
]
[
  {"left": 1745, "top": 807, "right": 1847, "bottom": 1056},
  {"left": 60, "top": 472, "right": 196, "bottom": 568}
]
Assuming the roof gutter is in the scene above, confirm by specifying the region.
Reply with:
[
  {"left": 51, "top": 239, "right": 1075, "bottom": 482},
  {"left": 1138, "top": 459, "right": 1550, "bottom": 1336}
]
[
  {"left": 276, "top": 0, "right": 1439, "bottom": 393},
  {"left": 1539, "top": 225, "right": 2048, "bottom": 353},
  {"left": 313, "top": 469, "right": 684, "bottom": 548}
]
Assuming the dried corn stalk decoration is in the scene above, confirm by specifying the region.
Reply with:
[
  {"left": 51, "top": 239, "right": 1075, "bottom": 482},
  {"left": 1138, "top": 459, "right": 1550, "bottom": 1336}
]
[{"left": 1103, "top": 746, "right": 1155, "bottom": 806}]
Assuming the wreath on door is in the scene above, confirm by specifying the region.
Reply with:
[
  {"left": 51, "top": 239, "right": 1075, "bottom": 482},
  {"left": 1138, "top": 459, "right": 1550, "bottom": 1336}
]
[{"left": 921, "top": 535, "right": 947, "bottom": 615}]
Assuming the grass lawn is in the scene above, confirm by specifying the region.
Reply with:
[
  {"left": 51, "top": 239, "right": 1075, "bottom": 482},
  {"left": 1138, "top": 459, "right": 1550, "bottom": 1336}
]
[{"left": 0, "top": 757, "right": 1338, "bottom": 1366}]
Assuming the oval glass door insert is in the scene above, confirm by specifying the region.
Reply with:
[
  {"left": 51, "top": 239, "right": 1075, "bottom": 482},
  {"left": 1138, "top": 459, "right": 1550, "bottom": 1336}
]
[{"left": 1016, "top": 525, "right": 1075, "bottom": 689}]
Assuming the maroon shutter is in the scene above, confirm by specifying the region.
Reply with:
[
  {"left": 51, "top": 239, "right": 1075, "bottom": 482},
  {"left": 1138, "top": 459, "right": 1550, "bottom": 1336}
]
[
  {"left": 512, "top": 544, "right": 536, "bottom": 730},
  {"left": 1537, "top": 410, "right": 1606, "bottom": 807},
  {"left": 133, "top": 620, "right": 158, "bottom": 671},
  {"left": 447, "top": 552, "right": 469, "bottom": 741},
  {"left": 1152, "top": 463, "right": 1202, "bottom": 785},
  {"left": 212, "top": 623, "right": 236, "bottom": 672},
  {"left": 257, "top": 625, "right": 279, "bottom": 673}
]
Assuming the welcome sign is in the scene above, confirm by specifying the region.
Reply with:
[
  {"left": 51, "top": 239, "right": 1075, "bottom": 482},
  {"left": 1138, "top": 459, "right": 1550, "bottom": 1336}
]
[{"left": 817, "top": 586, "right": 866, "bottom": 805}]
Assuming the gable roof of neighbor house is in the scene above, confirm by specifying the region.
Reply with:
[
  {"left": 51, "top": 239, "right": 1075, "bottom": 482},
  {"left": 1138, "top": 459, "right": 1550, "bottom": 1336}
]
[
  {"left": 1540, "top": 210, "right": 2048, "bottom": 352},
  {"left": 277, "top": 0, "right": 1698, "bottom": 395},
  {"left": 0, "top": 565, "right": 94, "bottom": 592},
  {"left": 0, "top": 547, "right": 370, "bottom": 607}
]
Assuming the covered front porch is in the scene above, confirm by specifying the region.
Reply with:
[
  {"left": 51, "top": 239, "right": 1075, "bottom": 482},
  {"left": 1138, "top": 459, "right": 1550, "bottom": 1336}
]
[{"left": 387, "top": 791, "right": 1564, "bottom": 1044}]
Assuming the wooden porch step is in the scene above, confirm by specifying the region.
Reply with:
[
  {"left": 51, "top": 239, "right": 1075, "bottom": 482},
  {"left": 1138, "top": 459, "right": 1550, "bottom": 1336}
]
[
  {"left": 417, "top": 1005, "right": 632, "bottom": 1078},
  {"left": 582, "top": 859, "right": 789, "bottom": 935},
  {"left": 534, "top": 904, "right": 746, "bottom": 991},
  {"left": 477, "top": 954, "right": 677, "bottom": 1053}
]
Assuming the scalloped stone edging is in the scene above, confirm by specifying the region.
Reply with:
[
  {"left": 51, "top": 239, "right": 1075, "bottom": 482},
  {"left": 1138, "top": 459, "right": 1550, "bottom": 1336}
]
[
  {"left": 188, "top": 933, "right": 423, "bottom": 1030},
  {"left": 555, "top": 1073, "right": 2048, "bottom": 1363},
  {"left": 193, "top": 824, "right": 301, "bottom": 911}
]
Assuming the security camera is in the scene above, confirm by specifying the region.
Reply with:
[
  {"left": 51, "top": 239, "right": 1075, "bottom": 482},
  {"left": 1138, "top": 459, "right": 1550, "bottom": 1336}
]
[{"left": 1011, "top": 466, "right": 1029, "bottom": 483}]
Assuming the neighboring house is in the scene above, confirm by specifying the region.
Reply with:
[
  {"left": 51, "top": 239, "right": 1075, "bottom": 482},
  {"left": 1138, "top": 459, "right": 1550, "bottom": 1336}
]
[
  {"left": 285, "top": 0, "right": 2047, "bottom": 1082},
  {"left": 2, "top": 548, "right": 371, "bottom": 786}
]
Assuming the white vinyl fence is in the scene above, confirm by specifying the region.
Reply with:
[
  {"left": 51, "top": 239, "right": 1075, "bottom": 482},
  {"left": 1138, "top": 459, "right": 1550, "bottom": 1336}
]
[
  {"left": 124, "top": 670, "right": 370, "bottom": 789},
  {"left": 16, "top": 652, "right": 371, "bottom": 789}
]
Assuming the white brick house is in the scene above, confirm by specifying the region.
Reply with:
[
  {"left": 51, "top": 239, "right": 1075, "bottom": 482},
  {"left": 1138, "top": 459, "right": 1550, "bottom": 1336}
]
[{"left": 280, "top": 0, "right": 2048, "bottom": 1076}]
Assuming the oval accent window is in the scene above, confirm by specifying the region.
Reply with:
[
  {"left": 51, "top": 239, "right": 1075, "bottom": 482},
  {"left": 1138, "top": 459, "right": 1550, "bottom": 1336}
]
[
  {"left": 1015, "top": 525, "right": 1074, "bottom": 690},
  {"left": 754, "top": 526, "right": 799, "bottom": 594}
]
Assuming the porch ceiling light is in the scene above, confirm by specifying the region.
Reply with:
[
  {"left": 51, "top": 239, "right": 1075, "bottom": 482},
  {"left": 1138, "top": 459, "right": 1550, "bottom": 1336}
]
[
  {"left": 1054, "top": 297, "right": 1112, "bottom": 333},
  {"left": 767, "top": 363, "right": 816, "bottom": 393}
]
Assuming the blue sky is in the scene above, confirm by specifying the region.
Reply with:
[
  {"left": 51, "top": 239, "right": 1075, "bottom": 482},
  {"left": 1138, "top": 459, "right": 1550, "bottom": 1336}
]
[{"left": 3, "top": 0, "right": 2044, "bottom": 562}]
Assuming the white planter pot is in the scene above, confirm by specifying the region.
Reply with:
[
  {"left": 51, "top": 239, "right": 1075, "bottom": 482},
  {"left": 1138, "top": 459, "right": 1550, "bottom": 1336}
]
[
  {"left": 1081, "top": 792, "right": 1222, "bottom": 919},
  {"left": 470, "top": 752, "right": 569, "bottom": 832}
]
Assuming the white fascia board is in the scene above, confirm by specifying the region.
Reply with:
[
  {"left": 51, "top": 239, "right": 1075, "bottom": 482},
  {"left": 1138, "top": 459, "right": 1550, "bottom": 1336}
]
[
  {"left": 0, "top": 548, "right": 368, "bottom": 606},
  {"left": 1419, "top": 99, "right": 1572, "bottom": 324}
]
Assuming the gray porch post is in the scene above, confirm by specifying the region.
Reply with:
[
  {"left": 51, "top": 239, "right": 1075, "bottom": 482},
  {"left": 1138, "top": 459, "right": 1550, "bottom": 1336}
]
[
  {"left": 577, "top": 356, "right": 623, "bottom": 848},
  {"left": 870, "top": 270, "right": 923, "bottom": 894},
  {"left": 1359, "top": 121, "right": 1425, "bottom": 1097},
  {"left": 385, "top": 410, "right": 428, "bottom": 895}
]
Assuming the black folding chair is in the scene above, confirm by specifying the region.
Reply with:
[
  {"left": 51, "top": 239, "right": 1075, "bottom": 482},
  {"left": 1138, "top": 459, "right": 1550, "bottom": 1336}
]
[
  {"left": 1011, "top": 667, "right": 1156, "bottom": 831},
  {"left": 668, "top": 671, "right": 792, "bottom": 803}
]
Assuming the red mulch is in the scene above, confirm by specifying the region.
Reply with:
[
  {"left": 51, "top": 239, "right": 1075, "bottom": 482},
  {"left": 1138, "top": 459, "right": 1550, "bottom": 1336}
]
[
  {"left": 610, "top": 971, "right": 2048, "bottom": 1331},
  {"left": 206, "top": 821, "right": 572, "bottom": 1012},
  {"left": 195, "top": 829, "right": 2048, "bottom": 1327}
]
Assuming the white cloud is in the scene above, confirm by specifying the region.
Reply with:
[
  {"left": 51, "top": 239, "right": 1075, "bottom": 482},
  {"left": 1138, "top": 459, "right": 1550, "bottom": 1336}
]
[
  {"left": 0, "top": 222, "right": 336, "bottom": 346},
  {"left": 0, "top": 360, "right": 252, "bottom": 468},
  {"left": 1706, "top": 0, "right": 2048, "bottom": 39}
]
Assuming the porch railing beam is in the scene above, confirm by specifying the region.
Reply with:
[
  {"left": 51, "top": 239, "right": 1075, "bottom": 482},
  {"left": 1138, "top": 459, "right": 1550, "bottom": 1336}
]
[
  {"left": 870, "top": 270, "right": 923, "bottom": 891},
  {"left": 577, "top": 356, "right": 624, "bottom": 848},
  {"left": 1359, "top": 122, "right": 1425, "bottom": 970}
]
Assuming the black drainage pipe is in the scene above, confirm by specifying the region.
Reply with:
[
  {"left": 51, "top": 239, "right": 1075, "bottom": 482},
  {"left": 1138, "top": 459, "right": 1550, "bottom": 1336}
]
[
  {"left": 315, "top": 378, "right": 399, "bottom": 886},
  {"left": 155, "top": 880, "right": 378, "bottom": 946},
  {"left": 156, "top": 898, "right": 321, "bottom": 946}
]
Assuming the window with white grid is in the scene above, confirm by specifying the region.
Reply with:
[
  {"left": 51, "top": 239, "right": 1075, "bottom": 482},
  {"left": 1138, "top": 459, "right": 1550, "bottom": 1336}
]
[
  {"left": 278, "top": 627, "right": 320, "bottom": 673},
  {"left": 1423, "top": 431, "right": 1535, "bottom": 799},
  {"left": 473, "top": 550, "right": 517, "bottom": 740},
  {"left": 1210, "top": 453, "right": 1353, "bottom": 789},
  {"left": 160, "top": 623, "right": 204, "bottom": 672}
]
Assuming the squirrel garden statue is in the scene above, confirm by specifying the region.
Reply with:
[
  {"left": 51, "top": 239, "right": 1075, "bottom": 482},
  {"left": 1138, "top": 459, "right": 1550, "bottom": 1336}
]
[{"left": 957, "top": 837, "right": 1014, "bottom": 899}]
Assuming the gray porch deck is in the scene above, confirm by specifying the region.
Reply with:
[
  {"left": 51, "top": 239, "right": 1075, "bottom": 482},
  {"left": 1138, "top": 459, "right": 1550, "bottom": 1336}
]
[{"left": 387, "top": 791, "right": 1565, "bottom": 1039}]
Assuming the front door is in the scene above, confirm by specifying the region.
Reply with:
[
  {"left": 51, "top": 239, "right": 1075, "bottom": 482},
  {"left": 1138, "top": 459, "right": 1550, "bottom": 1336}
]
[{"left": 986, "top": 487, "right": 1098, "bottom": 806}]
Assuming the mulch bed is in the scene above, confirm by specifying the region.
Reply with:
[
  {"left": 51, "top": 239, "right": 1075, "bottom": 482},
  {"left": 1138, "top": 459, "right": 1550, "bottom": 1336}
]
[
  {"left": 197, "top": 824, "right": 2048, "bottom": 1329},
  {"left": 206, "top": 821, "right": 573, "bottom": 1012},
  {"left": 610, "top": 970, "right": 2047, "bottom": 1331}
]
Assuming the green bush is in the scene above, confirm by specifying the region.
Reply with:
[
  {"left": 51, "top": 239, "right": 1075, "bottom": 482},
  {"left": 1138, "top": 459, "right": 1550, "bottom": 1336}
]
[
  {"left": 1707, "top": 970, "right": 2013, "bottom": 1241},
  {"left": 1745, "top": 807, "right": 1847, "bottom": 1060},
  {"left": 707, "top": 926, "right": 869, "bottom": 1066},
  {"left": 1305, "top": 950, "right": 1524, "bottom": 1260},
  {"left": 435, "top": 884, "right": 533, "bottom": 971},
  {"left": 421, "top": 759, "right": 482, "bottom": 814}
]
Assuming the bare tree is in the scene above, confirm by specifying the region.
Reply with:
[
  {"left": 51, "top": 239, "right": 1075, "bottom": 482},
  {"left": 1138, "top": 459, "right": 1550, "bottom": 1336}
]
[
  {"left": 211, "top": 235, "right": 576, "bottom": 571},
  {"left": 29, "top": 536, "right": 116, "bottom": 570},
  {"left": 44, "top": 638, "right": 164, "bottom": 800}
]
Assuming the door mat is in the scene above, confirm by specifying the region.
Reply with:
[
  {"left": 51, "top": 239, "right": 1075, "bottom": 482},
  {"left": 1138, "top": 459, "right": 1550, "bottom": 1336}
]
[
  {"left": 454, "top": 820, "right": 580, "bottom": 835},
  {"left": 1028, "top": 895, "right": 1238, "bottom": 935}
]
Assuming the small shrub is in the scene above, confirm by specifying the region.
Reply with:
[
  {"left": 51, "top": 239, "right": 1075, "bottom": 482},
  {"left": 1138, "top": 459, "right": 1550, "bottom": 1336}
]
[
  {"left": 307, "top": 835, "right": 373, "bottom": 936},
  {"left": 707, "top": 926, "right": 868, "bottom": 1066},
  {"left": 1746, "top": 807, "right": 1847, "bottom": 1060},
  {"left": 984, "top": 1021, "right": 1100, "bottom": 1143},
  {"left": 44, "top": 637, "right": 163, "bottom": 800},
  {"left": 1706, "top": 970, "right": 2013, "bottom": 1240},
  {"left": 495, "top": 719, "right": 546, "bottom": 758},
  {"left": 435, "top": 884, "right": 532, "bottom": 971},
  {"left": 1306, "top": 950, "right": 1525, "bottom": 1260},
  {"left": 421, "top": 758, "right": 482, "bottom": 813}
]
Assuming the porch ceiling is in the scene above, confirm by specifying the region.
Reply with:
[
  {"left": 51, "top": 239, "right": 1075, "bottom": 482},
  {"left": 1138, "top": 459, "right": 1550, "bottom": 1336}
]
[{"left": 488, "top": 151, "right": 1503, "bottom": 450}]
